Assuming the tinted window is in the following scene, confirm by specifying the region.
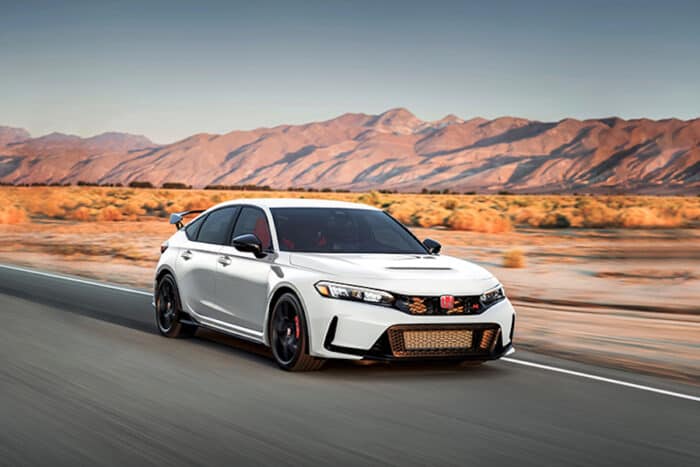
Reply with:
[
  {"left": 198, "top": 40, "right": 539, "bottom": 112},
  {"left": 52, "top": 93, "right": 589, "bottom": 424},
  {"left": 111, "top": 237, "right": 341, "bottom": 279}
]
[
  {"left": 184, "top": 215, "right": 205, "bottom": 240},
  {"left": 271, "top": 208, "right": 427, "bottom": 254},
  {"left": 232, "top": 207, "right": 272, "bottom": 250},
  {"left": 196, "top": 207, "right": 238, "bottom": 245}
]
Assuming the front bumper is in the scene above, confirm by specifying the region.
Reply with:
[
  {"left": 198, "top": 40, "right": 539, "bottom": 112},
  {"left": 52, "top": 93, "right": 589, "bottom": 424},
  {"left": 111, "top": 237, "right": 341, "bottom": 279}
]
[
  {"left": 303, "top": 292, "right": 516, "bottom": 360},
  {"left": 326, "top": 321, "right": 515, "bottom": 361}
]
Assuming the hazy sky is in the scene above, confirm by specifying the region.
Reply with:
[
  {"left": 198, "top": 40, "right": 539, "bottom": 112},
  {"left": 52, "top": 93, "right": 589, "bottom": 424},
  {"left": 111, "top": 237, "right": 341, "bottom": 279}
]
[{"left": 1, "top": 0, "right": 698, "bottom": 143}]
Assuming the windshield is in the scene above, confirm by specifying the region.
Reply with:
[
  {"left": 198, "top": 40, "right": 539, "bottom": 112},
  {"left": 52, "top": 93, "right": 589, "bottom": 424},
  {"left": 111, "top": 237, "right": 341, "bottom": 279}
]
[{"left": 270, "top": 208, "right": 428, "bottom": 254}]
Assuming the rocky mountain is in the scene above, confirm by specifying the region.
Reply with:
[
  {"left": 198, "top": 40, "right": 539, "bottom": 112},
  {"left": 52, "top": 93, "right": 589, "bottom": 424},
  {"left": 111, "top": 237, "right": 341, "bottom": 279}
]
[
  {"left": 1, "top": 109, "right": 698, "bottom": 193},
  {"left": 0, "top": 126, "right": 31, "bottom": 146}
]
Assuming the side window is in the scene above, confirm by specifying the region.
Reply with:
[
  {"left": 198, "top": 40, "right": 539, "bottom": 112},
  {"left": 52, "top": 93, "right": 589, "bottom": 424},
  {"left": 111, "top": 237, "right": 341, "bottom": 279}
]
[
  {"left": 232, "top": 207, "right": 273, "bottom": 250},
  {"left": 184, "top": 215, "right": 205, "bottom": 241},
  {"left": 196, "top": 207, "right": 238, "bottom": 245}
]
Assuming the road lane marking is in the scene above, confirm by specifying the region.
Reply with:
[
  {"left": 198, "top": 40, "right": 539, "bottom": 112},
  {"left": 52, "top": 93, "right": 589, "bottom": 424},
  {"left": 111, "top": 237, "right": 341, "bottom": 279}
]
[
  {"left": 2, "top": 263, "right": 699, "bottom": 402},
  {"left": 503, "top": 358, "right": 699, "bottom": 403},
  {"left": 0, "top": 263, "right": 152, "bottom": 297}
]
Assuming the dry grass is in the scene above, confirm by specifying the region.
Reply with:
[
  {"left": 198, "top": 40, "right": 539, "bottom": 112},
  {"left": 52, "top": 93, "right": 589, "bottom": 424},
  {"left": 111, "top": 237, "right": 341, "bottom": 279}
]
[
  {"left": 503, "top": 249, "right": 526, "bottom": 268},
  {"left": 1, "top": 186, "right": 699, "bottom": 231},
  {"left": 0, "top": 206, "right": 28, "bottom": 224}
]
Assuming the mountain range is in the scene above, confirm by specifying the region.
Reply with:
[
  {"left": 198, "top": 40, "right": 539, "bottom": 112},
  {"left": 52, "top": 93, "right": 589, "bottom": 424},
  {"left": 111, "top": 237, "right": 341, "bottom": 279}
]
[{"left": 1, "top": 108, "right": 698, "bottom": 194}]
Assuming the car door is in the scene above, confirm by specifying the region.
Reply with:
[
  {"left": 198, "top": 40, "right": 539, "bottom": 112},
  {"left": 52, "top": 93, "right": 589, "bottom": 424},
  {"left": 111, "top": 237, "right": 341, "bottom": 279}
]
[
  {"left": 215, "top": 206, "right": 274, "bottom": 335},
  {"left": 176, "top": 206, "right": 239, "bottom": 323}
]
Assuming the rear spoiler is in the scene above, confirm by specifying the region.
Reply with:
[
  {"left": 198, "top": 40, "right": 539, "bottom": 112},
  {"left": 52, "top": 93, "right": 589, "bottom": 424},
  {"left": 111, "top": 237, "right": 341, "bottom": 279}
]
[{"left": 169, "top": 210, "right": 205, "bottom": 230}]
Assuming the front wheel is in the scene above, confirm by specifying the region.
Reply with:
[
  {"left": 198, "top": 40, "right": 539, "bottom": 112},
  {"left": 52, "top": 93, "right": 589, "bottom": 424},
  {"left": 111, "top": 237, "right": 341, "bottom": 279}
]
[
  {"left": 270, "top": 293, "right": 324, "bottom": 371},
  {"left": 155, "top": 275, "right": 197, "bottom": 338}
]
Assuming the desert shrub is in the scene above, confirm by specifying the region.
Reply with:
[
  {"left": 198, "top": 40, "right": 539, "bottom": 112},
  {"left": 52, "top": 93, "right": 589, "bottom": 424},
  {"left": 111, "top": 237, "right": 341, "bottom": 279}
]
[
  {"left": 39, "top": 198, "right": 66, "bottom": 219},
  {"left": 442, "top": 198, "right": 458, "bottom": 210},
  {"left": 0, "top": 206, "right": 28, "bottom": 224},
  {"left": 141, "top": 198, "right": 164, "bottom": 213},
  {"left": 414, "top": 207, "right": 451, "bottom": 228},
  {"left": 123, "top": 200, "right": 146, "bottom": 216},
  {"left": 68, "top": 206, "right": 91, "bottom": 221},
  {"left": 446, "top": 209, "right": 512, "bottom": 233},
  {"left": 513, "top": 207, "right": 545, "bottom": 227},
  {"left": 538, "top": 213, "right": 571, "bottom": 228},
  {"left": 580, "top": 200, "right": 620, "bottom": 228},
  {"left": 678, "top": 206, "right": 700, "bottom": 221},
  {"left": 618, "top": 207, "right": 682, "bottom": 228},
  {"left": 386, "top": 203, "right": 415, "bottom": 224},
  {"left": 98, "top": 205, "right": 124, "bottom": 221},
  {"left": 184, "top": 196, "right": 212, "bottom": 211},
  {"left": 503, "top": 249, "right": 525, "bottom": 268},
  {"left": 357, "top": 191, "right": 382, "bottom": 207}
]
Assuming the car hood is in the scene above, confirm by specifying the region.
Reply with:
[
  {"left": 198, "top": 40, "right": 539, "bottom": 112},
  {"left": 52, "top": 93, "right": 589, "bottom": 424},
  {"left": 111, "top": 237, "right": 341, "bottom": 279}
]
[{"left": 288, "top": 253, "right": 499, "bottom": 296}]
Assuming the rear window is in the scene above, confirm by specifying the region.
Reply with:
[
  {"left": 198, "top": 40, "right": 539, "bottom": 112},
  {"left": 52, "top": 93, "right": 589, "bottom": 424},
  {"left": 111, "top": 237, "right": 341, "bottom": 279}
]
[
  {"left": 196, "top": 207, "right": 238, "bottom": 245},
  {"left": 184, "top": 215, "right": 205, "bottom": 240}
]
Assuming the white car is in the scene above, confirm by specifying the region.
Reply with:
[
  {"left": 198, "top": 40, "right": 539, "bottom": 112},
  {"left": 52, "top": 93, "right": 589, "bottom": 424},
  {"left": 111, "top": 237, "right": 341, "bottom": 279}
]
[{"left": 154, "top": 198, "right": 516, "bottom": 371}]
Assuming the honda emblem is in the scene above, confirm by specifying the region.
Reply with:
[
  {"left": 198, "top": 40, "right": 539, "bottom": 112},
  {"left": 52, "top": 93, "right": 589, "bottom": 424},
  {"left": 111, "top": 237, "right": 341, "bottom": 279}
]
[{"left": 440, "top": 295, "right": 455, "bottom": 310}]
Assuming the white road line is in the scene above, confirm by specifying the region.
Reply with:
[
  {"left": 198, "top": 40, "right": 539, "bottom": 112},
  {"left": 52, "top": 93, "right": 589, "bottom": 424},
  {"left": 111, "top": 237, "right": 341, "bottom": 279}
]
[
  {"left": 2, "top": 262, "right": 698, "bottom": 403},
  {"left": 503, "top": 358, "right": 700, "bottom": 403},
  {"left": 0, "top": 263, "right": 152, "bottom": 297}
]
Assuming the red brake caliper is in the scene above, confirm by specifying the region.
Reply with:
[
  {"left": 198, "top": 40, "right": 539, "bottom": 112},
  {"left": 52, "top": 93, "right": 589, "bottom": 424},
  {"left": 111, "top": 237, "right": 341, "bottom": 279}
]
[{"left": 294, "top": 315, "right": 300, "bottom": 339}]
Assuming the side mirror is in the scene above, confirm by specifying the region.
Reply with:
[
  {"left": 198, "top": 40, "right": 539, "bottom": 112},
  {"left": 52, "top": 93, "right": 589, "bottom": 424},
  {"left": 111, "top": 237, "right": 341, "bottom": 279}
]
[
  {"left": 423, "top": 238, "right": 441, "bottom": 255},
  {"left": 232, "top": 234, "right": 266, "bottom": 258}
]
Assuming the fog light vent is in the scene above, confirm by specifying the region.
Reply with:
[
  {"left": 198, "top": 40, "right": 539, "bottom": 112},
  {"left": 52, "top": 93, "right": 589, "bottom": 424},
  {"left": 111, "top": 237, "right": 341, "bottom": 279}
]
[{"left": 479, "top": 328, "right": 500, "bottom": 351}]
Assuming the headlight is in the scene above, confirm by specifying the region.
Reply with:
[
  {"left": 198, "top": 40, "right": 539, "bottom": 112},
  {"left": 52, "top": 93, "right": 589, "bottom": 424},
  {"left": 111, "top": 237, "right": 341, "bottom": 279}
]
[
  {"left": 480, "top": 286, "right": 505, "bottom": 306},
  {"left": 315, "top": 281, "right": 394, "bottom": 306}
]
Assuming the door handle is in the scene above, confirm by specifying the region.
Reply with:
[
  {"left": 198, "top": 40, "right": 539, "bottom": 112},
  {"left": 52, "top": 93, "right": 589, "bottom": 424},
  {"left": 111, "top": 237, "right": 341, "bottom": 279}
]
[
  {"left": 181, "top": 250, "right": 193, "bottom": 261},
  {"left": 218, "top": 255, "right": 232, "bottom": 266}
]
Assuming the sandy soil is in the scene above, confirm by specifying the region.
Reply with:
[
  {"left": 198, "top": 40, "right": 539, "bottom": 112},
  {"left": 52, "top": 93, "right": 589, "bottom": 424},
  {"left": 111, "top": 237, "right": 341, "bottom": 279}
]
[{"left": 1, "top": 220, "right": 698, "bottom": 384}]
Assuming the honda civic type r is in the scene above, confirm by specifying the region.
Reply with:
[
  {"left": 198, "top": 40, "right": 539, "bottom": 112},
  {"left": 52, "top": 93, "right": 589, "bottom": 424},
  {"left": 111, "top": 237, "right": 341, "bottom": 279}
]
[{"left": 154, "top": 198, "right": 516, "bottom": 371}]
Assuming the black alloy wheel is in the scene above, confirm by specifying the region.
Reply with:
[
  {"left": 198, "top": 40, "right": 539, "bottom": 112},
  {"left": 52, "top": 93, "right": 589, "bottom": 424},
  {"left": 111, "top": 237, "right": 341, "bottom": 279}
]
[
  {"left": 270, "top": 293, "right": 324, "bottom": 371},
  {"left": 155, "top": 275, "right": 196, "bottom": 338}
]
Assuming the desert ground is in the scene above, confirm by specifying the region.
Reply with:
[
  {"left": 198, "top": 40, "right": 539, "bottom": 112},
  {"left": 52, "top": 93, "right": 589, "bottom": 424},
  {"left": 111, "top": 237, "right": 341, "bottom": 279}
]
[{"left": 0, "top": 187, "right": 698, "bottom": 384}]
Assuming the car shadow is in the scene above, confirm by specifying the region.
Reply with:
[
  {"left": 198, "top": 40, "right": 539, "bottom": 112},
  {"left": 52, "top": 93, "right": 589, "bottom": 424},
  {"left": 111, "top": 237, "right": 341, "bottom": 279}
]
[{"left": 192, "top": 327, "right": 508, "bottom": 380}]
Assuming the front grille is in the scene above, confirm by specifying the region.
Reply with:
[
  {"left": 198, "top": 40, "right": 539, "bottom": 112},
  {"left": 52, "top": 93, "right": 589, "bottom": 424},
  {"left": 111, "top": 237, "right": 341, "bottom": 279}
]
[
  {"left": 387, "top": 324, "right": 501, "bottom": 358},
  {"left": 394, "top": 295, "right": 483, "bottom": 315}
]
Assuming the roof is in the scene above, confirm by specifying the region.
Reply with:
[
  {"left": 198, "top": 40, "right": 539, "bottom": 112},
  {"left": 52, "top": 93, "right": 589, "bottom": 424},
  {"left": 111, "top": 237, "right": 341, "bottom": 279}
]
[{"left": 210, "top": 197, "right": 381, "bottom": 211}]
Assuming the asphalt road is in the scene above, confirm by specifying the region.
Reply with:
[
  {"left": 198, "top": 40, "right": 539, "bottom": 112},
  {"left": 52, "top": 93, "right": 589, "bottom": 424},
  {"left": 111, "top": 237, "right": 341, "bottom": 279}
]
[{"left": 0, "top": 265, "right": 698, "bottom": 466}]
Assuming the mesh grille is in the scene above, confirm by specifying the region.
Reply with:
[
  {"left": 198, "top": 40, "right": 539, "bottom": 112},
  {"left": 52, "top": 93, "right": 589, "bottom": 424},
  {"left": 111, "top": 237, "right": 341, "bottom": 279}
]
[
  {"left": 387, "top": 324, "right": 501, "bottom": 358},
  {"left": 403, "top": 329, "right": 473, "bottom": 350},
  {"left": 394, "top": 295, "right": 483, "bottom": 316}
]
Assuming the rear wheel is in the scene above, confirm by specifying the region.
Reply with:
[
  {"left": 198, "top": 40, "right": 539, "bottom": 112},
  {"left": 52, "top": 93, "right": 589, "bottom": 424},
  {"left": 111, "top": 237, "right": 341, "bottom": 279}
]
[
  {"left": 270, "top": 293, "right": 324, "bottom": 371},
  {"left": 155, "top": 275, "right": 197, "bottom": 338}
]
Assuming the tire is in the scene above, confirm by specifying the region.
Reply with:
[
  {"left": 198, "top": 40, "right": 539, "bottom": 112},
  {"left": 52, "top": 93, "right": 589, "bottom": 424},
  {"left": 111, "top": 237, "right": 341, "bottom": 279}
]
[
  {"left": 155, "top": 274, "right": 197, "bottom": 338},
  {"left": 269, "top": 293, "right": 325, "bottom": 371}
]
